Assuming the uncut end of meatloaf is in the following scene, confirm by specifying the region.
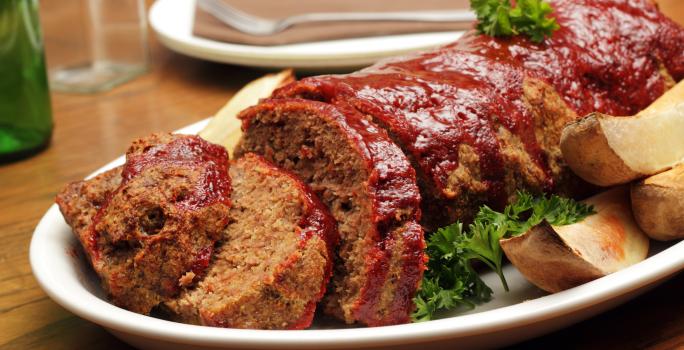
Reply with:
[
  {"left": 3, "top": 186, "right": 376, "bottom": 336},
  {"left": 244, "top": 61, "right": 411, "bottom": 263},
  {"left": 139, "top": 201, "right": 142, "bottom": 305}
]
[
  {"left": 163, "top": 153, "right": 338, "bottom": 329},
  {"left": 56, "top": 134, "right": 232, "bottom": 314},
  {"left": 236, "top": 99, "right": 426, "bottom": 326},
  {"left": 272, "top": 0, "right": 684, "bottom": 229},
  {"left": 424, "top": 77, "right": 594, "bottom": 227}
]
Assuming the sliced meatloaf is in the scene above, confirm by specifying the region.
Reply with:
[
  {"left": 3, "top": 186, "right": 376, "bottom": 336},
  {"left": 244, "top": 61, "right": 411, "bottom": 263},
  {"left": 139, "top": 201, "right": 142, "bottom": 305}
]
[
  {"left": 236, "top": 99, "right": 426, "bottom": 326},
  {"left": 57, "top": 134, "right": 232, "bottom": 314},
  {"left": 164, "top": 153, "right": 338, "bottom": 329},
  {"left": 271, "top": 0, "right": 684, "bottom": 229},
  {"left": 57, "top": 136, "right": 337, "bottom": 329}
]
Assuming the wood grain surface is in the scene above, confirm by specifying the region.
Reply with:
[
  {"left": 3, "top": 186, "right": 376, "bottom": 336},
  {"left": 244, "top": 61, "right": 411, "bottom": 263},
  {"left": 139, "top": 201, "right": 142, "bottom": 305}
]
[{"left": 1, "top": 1, "right": 683, "bottom": 349}]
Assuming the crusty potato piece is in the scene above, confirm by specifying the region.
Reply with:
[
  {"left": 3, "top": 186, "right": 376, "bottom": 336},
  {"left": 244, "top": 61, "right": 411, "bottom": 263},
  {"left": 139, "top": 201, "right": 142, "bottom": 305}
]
[
  {"left": 560, "top": 81, "right": 684, "bottom": 186},
  {"left": 199, "top": 69, "right": 294, "bottom": 150},
  {"left": 500, "top": 187, "right": 649, "bottom": 293},
  {"left": 631, "top": 164, "right": 684, "bottom": 241}
]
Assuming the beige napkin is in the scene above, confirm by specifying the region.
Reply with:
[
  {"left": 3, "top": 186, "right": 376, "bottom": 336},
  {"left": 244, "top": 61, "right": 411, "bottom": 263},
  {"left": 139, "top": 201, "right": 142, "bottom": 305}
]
[{"left": 193, "top": 0, "right": 473, "bottom": 46}]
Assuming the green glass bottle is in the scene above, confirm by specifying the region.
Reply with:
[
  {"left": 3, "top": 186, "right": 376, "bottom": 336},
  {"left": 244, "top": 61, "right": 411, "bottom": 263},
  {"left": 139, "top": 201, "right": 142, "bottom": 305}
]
[{"left": 0, "top": 0, "right": 52, "bottom": 162}]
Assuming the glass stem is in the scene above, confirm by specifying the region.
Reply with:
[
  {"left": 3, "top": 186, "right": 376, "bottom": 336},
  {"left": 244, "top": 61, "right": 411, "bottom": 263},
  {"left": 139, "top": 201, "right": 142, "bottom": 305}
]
[{"left": 88, "top": 0, "right": 106, "bottom": 71}]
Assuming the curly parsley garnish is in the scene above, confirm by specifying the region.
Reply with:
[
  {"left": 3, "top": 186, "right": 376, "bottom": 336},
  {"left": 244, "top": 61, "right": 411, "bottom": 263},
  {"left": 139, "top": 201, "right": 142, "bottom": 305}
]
[
  {"left": 470, "top": 0, "right": 560, "bottom": 43},
  {"left": 412, "top": 192, "right": 594, "bottom": 322}
]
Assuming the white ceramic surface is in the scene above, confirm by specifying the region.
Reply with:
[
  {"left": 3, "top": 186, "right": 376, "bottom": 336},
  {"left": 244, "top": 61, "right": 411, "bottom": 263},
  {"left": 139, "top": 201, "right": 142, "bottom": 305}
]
[
  {"left": 148, "top": 0, "right": 466, "bottom": 71},
  {"left": 30, "top": 119, "right": 684, "bottom": 350}
]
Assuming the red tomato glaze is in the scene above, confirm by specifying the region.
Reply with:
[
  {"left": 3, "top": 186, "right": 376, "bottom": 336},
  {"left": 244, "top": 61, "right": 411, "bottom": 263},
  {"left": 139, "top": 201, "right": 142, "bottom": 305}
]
[{"left": 274, "top": 0, "right": 684, "bottom": 208}]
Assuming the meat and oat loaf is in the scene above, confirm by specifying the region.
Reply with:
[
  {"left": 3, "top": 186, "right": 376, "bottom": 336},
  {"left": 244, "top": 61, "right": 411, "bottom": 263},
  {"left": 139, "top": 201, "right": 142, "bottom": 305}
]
[
  {"left": 164, "top": 153, "right": 338, "bottom": 329},
  {"left": 57, "top": 134, "right": 232, "bottom": 314},
  {"left": 272, "top": 0, "right": 684, "bottom": 230},
  {"left": 236, "top": 99, "right": 426, "bottom": 326}
]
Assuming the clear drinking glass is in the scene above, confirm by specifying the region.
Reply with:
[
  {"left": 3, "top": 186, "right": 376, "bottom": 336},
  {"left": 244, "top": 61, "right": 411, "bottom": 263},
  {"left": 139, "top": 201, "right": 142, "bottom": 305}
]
[
  {"left": 0, "top": 0, "right": 53, "bottom": 162},
  {"left": 42, "top": 0, "right": 148, "bottom": 93}
]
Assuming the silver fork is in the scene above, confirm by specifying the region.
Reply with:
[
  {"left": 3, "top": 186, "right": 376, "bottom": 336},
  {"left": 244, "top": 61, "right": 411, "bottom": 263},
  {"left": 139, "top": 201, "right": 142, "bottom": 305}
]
[{"left": 197, "top": 0, "right": 475, "bottom": 36}]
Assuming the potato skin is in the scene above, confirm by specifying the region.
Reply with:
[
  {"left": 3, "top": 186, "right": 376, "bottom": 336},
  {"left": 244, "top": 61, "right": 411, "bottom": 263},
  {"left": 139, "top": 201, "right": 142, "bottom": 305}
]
[
  {"left": 560, "top": 113, "right": 642, "bottom": 187},
  {"left": 631, "top": 165, "right": 684, "bottom": 241},
  {"left": 500, "top": 222, "right": 604, "bottom": 293},
  {"left": 501, "top": 187, "right": 649, "bottom": 293}
]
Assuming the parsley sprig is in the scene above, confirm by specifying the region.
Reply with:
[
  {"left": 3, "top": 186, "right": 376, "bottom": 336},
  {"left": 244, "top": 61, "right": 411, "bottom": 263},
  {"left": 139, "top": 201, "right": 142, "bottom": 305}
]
[
  {"left": 412, "top": 192, "right": 594, "bottom": 322},
  {"left": 471, "top": 0, "right": 560, "bottom": 43}
]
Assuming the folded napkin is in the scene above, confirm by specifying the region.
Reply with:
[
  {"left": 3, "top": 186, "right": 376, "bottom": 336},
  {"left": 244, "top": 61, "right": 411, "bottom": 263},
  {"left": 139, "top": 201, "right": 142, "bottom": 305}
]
[{"left": 193, "top": 0, "right": 473, "bottom": 46}]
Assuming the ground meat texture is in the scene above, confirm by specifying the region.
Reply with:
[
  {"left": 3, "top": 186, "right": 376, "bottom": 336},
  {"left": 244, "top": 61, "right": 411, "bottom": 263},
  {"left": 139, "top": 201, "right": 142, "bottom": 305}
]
[
  {"left": 163, "top": 153, "right": 338, "bottom": 329},
  {"left": 56, "top": 134, "right": 231, "bottom": 314},
  {"left": 236, "top": 99, "right": 426, "bottom": 326},
  {"left": 56, "top": 168, "right": 122, "bottom": 241},
  {"left": 272, "top": 0, "right": 684, "bottom": 229}
]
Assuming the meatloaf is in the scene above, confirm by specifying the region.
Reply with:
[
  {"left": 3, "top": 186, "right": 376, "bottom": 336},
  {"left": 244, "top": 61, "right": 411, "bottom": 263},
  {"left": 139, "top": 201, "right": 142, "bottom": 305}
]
[
  {"left": 236, "top": 100, "right": 426, "bottom": 326},
  {"left": 163, "top": 153, "right": 338, "bottom": 329},
  {"left": 271, "top": 0, "right": 684, "bottom": 230},
  {"left": 57, "top": 134, "right": 232, "bottom": 314}
]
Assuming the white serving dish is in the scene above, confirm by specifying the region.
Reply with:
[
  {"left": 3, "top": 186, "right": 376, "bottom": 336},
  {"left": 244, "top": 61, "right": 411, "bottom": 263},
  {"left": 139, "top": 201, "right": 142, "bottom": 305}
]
[{"left": 30, "top": 119, "right": 684, "bottom": 350}]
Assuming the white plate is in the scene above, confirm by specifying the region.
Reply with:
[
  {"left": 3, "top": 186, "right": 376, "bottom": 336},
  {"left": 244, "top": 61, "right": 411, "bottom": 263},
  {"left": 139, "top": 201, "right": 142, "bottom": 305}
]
[
  {"left": 30, "top": 119, "right": 684, "bottom": 350},
  {"left": 148, "top": 0, "right": 466, "bottom": 71}
]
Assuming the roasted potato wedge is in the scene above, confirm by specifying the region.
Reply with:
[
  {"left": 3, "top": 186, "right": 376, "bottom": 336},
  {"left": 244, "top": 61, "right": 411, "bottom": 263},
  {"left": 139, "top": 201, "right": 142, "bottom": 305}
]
[
  {"left": 500, "top": 187, "right": 649, "bottom": 293},
  {"left": 631, "top": 164, "right": 684, "bottom": 241},
  {"left": 199, "top": 69, "right": 294, "bottom": 150},
  {"left": 560, "top": 81, "right": 684, "bottom": 186}
]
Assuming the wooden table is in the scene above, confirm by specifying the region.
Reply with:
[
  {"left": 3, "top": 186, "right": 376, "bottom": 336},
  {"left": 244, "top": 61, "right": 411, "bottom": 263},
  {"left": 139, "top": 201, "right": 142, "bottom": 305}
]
[{"left": 1, "top": 2, "right": 683, "bottom": 349}]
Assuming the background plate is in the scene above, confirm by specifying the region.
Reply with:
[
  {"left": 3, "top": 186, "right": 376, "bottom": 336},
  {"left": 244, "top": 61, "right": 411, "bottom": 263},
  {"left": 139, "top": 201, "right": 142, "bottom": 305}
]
[{"left": 148, "top": 0, "right": 466, "bottom": 71}]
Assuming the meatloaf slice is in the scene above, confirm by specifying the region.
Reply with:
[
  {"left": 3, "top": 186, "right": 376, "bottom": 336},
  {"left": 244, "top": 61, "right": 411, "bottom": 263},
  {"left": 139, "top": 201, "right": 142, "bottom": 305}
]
[
  {"left": 164, "top": 153, "right": 338, "bottom": 329},
  {"left": 56, "top": 134, "right": 232, "bottom": 314},
  {"left": 236, "top": 99, "right": 426, "bottom": 326}
]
